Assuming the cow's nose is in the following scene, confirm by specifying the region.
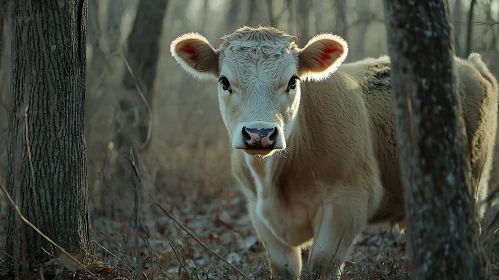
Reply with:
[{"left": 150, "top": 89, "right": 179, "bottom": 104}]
[{"left": 242, "top": 127, "right": 278, "bottom": 149}]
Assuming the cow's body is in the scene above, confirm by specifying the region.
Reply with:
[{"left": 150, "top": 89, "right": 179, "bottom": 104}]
[{"left": 171, "top": 27, "right": 498, "bottom": 279}]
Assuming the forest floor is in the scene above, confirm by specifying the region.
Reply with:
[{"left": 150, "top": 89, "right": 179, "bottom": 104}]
[
  {"left": 0, "top": 169, "right": 497, "bottom": 280},
  {"left": 87, "top": 183, "right": 409, "bottom": 280}
]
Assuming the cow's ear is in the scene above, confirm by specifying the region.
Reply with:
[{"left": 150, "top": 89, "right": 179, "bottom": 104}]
[
  {"left": 297, "top": 34, "right": 348, "bottom": 82},
  {"left": 170, "top": 33, "right": 219, "bottom": 81}
]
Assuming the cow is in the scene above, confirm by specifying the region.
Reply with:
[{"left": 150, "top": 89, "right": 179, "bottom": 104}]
[{"left": 170, "top": 26, "right": 498, "bottom": 279}]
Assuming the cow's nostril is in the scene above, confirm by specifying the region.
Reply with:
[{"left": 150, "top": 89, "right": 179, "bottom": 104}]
[
  {"left": 242, "top": 127, "right": 251, "bottom": 143},
  {"left": 269, "top": 128, "right": 278, "bottom": 143}
]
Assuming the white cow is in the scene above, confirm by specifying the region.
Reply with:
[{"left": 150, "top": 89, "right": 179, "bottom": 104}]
[{"left": 170, "top": 26, "right": 498, "bottom": 279}]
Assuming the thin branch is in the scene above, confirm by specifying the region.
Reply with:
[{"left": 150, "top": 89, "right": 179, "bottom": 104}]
[
  {"left": 168, "top": 241, "right": 190, "bottom": 279},
  {"left": 150, "top": 195, "right": 250, "bottom": 280},
  {"left": 129, "top": 147, "right": 141, "bottom": 277},
  {"left": 0, "top": 251, "right": 14, "bottom": 259},
  {"left": 91, "top": 240, "right": 134, "bottom": 274}
]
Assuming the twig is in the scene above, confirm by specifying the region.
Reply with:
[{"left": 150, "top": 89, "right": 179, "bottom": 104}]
[
  {"left": 0, "top": 251, "right": 14, "bottom": 260},
  {"left": 142, "top": 235, "right": 154, "bottom": 280},
  {"left": 129, "top": 147, "right": 141, "bottom": 279},
  {"left": 0, "top": 182, "right": 98, "bottom": 279},
  {"left": 190, "top": 253, "right": 201, "bottom": 280},
  {"left": 150, "top": 195, "right": 250, "bottom": 280},
  {"left": 168, "top": 241, "right": 190, "bottom": 279},
  {"left": 91, "top": 240, "right": 134, "bottom": 274},
  {"left": 112, "top": 51, "right": 152, "bottom": 152}
]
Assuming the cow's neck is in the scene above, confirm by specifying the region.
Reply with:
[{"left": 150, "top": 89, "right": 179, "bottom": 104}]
[{"left": 243, "top": 103, "right": 312, "bottom": 202}]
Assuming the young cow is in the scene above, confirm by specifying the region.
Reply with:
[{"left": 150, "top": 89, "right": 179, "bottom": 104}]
[{"left": 170, "top": 26, "right": 498, "bottom": 279}]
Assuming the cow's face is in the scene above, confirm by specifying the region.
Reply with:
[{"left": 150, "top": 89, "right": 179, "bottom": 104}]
[{"left": 171, "top": 27, "right": 348, "bottom": 157}]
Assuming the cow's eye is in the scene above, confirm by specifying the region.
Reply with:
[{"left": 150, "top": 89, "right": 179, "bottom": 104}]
[
  {"left": 218, "top": 76, "right": 231, "bottom": 92},
  {"left": 286, "top": 75, "right": 300, "bottom": 92}
]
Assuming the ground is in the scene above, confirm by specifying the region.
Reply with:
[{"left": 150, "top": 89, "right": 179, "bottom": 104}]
[
  {"left": 0, "top": 169, "right": 410, "bottom": 280},
  {"left": 0, "top": 149, "right": 496, "bottom": 280}
]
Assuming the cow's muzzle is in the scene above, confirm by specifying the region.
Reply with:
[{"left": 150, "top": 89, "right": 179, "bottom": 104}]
[
  {"left": 232, "top": 122, "right": 285, "bottom": 154},
  {"left": 242, "top": 127, "right": 278, "bottom": 149}
]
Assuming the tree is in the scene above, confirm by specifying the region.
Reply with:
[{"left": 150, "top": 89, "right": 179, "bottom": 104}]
[
  {"left": 120, "top": 0, "right": 168, "bottom": 148},
  {"left": 6, "top": 0, "right": 93, "bottom": 274},
  {"left": 0, "top": 0, "right": 9, "bottom": 66},
  {"left": 334, "top": 0, "right": 348, "bottom": 43},
  {"left": 297, "top": 0, "right": 309, "bottom": 40},
  {"left": 384, "top": 0, "right": 483, "bottom": 279},
  {"left": 465, "top": 0, "right": 477, "bottom": 56}
]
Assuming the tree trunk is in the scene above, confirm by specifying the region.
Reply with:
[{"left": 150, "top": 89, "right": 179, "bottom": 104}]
[
  {"left": 6, "top": 0, "right": 92, "bottom": 274},
  {"left": 0, "top": 0, "right": 9, "bottom": 66},
  {"left": 335, "top": 0, "right": 348, "bottom": 42},
  {"left": 119, "top": 0, "right": 168, "bottom": 147},
  {"left": 248, "top": 0, "right": 258, "bottom": 26},
  {"left": 465, "top": 0, "right": 476, "bottom": 56},
  {"left": 266, "top": 0, "right": 275, "bottom": 27},
  {"left": 287, "top": 0, "right": 297, "bottom": 36},
  {"left": 202, "top": 0, "right": 209, "bottom": 32},
  {"left": 453, "top": 0, "right": 463, "bottom": 55},
  {"left": 384, "top": 0, "right": 483, "bottom": 279},
  {"left": 227, "top": 0, "right": 241, "bottom": 31},
  {"left": 297, "top": 0, "right": 309, "bottom": 41}
]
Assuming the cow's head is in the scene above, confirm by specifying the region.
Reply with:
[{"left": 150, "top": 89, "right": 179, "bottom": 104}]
[{"left": 171, "top": 27, "right": 348, "bottom": 157}]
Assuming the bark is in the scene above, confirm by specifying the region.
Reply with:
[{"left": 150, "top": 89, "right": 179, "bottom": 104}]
[
  {"left": 119, "top": 0, "right": 168, "bottom": 147},
  {"left": 6, "top": 0, "right": 92, "bottom": 274},
  {"left": 384, "top": 0, "right": 483, "bottom": 279}
]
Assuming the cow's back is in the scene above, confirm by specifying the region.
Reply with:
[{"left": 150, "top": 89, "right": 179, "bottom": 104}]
[{"left": 333, "top": 55, "right": 498, "bottom": 227}]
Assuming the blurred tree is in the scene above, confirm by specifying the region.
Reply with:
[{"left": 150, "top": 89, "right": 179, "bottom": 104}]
[
  {"left": 297, "top": 0, "right": 309, "bottom": 40},
  {"left": 202, "top": 0, "right": 209, "bottom": 32},
  {"left": 287, "top": 0, "right": 297, "bottom": 35},
  {"left": 313, "top": 0, "right": 321, "bottom": 34},
  {"left": 452, "top": 0, "right": 463, "bottom": 55},
  {"left": 6, "top": 0, "right": 93, "bottom": 275},
  {"left": 120, "top": 0, "right": 169, "bottom": 149},
  {"left": 266, "top": 0, "right": 276, "bottom": 27},
  {"left": 227, "top": 0, "right": 242, "bottom": 31},
  {"left": 384, "top": 0, "right": 484, "bottom": 279},
  {"left": 335, "top": 0, "right": 348, "bottom": 42},
  {"left": 248, "top": 0, "right": 259, "bottom": 26},
  {"left": 0, "top": 0, "right": 8, "bottom": 66},
  {"left": 465, "top": 0, "right": 477, "bottom": 56}
]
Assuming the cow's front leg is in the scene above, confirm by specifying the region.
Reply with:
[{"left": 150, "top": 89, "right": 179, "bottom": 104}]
[
  {"left": 306, "top": 193, "right": 368, "bottom": 279},
  {"left": 248, "top": 202, "right": 302, "bottom": 279}
]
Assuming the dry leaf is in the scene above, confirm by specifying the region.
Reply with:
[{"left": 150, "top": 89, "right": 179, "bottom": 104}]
[{"left": 45, "top": 253, "right": 85, "bottom": 272}]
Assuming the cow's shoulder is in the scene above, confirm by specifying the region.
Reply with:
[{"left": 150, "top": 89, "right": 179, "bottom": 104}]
[{"left": 341, "top": 55, "right": 392, "bottom": 93}]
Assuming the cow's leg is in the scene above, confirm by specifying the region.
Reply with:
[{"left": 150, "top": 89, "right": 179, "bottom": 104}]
[
  {"left": 306, "top": 191, "right": 369, "bottom": 280},
  {"left": 248, "top": 202, "right": 302, "bottom": 279}
]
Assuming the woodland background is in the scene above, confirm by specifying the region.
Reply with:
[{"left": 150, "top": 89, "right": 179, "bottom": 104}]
[{"left": 0, "top": 0, "right": 498, "bottom": 278}]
